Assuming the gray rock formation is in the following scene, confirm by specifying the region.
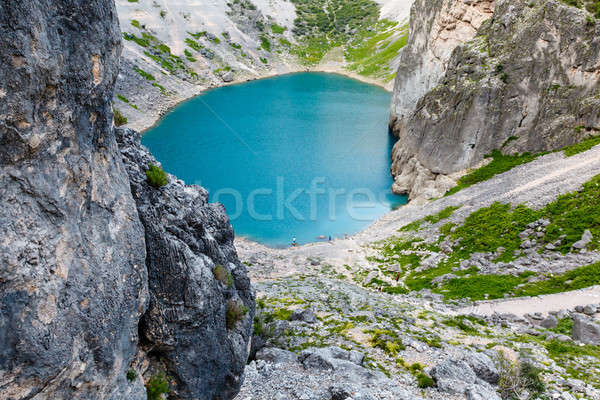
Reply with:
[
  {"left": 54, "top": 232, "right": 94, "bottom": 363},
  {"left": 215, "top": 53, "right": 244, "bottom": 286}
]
[
  {"left": 116, "top": 128, "right": 255, "bottom": 399},
  {"left": 0, "top": 1, "right": 254, "bottom": 399},
  {"left": 390, "top": 0, "right": 495, "bottom": 132},
  {"left": 572, "top": 314, "right": 600, "bottom": 345},
  {"left": 0, "top": 1, "right": 148, "bottom": 398},
  {"left": 390, "top": 0, "right": 600, "bottom": 201}
]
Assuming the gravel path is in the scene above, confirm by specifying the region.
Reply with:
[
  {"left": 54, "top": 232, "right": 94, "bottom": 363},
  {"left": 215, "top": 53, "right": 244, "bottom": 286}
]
[{"left": 457, "top": 285, "right": 600, "bottom": 317}]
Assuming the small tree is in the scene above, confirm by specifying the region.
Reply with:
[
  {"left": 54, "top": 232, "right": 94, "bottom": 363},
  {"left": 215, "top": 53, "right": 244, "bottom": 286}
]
[{"left": 146, "top": 164, "right": 167, "bottom": 188}]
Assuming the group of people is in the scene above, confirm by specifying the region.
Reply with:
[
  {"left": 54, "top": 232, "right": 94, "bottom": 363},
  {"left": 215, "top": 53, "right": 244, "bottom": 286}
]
[{"left": 291, "top": 234, "right": 343, "bottom": 247}]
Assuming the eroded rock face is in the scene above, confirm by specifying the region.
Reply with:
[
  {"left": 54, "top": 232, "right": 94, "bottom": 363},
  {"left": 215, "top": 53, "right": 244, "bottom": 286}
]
[
  {"left": 0, "top": 1, "right": 148, "bottom": 398},
  {"left": 0, "top": 1, "right": 254, "bottom": 399},
  {"left": 116, "top": 128, "right": 255, "bottom": 400},
  {"left": 390, "top": 0, "right": 495, "bottom": 130},
  {"left": 390, "top": 0, "right": 600, "bottom": 201}
]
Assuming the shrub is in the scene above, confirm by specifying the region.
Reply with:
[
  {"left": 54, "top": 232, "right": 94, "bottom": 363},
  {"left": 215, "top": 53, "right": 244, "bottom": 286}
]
[
  {"left": 113, "top": 108, "right": 128, "bottom": 127},
  {"left": 498, "top": 354, "right": 545, "bottom": 400},
  {"left": 416, "top": 372, "right": 435, "bottom": 388},
  {"left": 271, "top": 23, "right": 286, "bottom": 34},
  {"left": 145, "top": 164, "right": 167, "bottom": 188},
  {"left": 126, "top": 369, "right": 137, "bottom": 382},
  {"left": 260, "top": 35, "right": 271, "bottom": 51},
  {"left": 146, "top": 372, "right": 169, "bottom": 400},
  {"left": 212, "top": 265, "right": 234, "bottom": 287},
  {"left": 226, "top": 300, "right": 249, "bottom": 330}
]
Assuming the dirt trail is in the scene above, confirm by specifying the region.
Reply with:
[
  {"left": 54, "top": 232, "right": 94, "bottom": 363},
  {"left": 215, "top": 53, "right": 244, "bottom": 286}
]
[{"left": 456, "top": 286, "right": 600, "bottom": 317}]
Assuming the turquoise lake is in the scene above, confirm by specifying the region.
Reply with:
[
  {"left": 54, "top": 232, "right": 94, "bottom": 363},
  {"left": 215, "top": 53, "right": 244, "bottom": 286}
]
[{"left": 142, "top": 72, "right": 407, "bottom": 247}]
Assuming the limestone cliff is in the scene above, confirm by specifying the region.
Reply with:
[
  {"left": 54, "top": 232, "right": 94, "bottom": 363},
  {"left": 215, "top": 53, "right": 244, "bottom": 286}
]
[
  {"left": 390, "top": 0, "right": 600, "bottom": 201},
  {"left": 0, "top": 1, "right": 253, "bottom": 399}
]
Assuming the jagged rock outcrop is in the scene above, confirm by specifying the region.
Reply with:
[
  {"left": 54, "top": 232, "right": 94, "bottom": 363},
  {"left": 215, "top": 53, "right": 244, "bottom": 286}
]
[
  {"left": 389, "top": 0, "right": 495, "bottom": 202},
  {"left": 0, "top": 1, "right": 254, "bottom": 399},
  {"left": 390, "top": 0, "right": 495, "bottom": 130},
  {"left": 390, "top": 0, "right": 600, "bottom": 201},
  {"left": 116, "top": 128, "right": 255, "bottom": 399},
  {"left": 0, "top": 1, "right": 148, "bottom": 398}
]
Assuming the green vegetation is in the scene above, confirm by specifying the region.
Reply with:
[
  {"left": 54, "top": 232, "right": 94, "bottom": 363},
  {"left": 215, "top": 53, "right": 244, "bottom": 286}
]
[
  {"left": 369, "top": 329, "right": 405, "bottom": 356},
  {"left": 145, "top": 164, "right": 167, "bottom": 188},
  {"left": 289, "top": 0, "right": 380, "bottom": 64},
  {"left": 212, "top": 265, "right": 234, "bottom": 287},
  {"left": 134, "top": 66, "right": 155, "bottom": 81},
  {"left": 550, "top": 317, "right": 573, "bottom": 335},
  {"left": 226, "top": 300, "right": 249, "bottom": 330},
  {"left": 498, "top": 356, "right": 545, "bottom": 400},
  {"left": 126, "top": 369, "right": 137, "bottom": 382},
  {"left": 442, "top": 315, "right": 486, "bottom": 334},
  {"left": 271, "top": 23, "right": 287, "bottom": 34},
  {"left": 146, "top": 372, "right": 169, "bottom": 400},
  {"left": 563, "top": 135, "right": 600, "bottom": 156},
  {"left": 446, "top": 150, "right": 544, "bottom": 196},
  {"left": 113, "top": 108, "right": 127, "bottom": 127},
  {"left": 514, "top": 262, "right": 600, "bottom": 297},
  {"left": 559, "top": 0, "right": 600, "bottom": 18},
  {"left": 260, "top": 35, "right": 271, "bottom": 52},
  {"left": 382, "top": 174, "right": 600, "bottom": 300},
  {"left": 346, "top": 21, "right": 408, "bottom": 80},
  {"left": 185, "top": 38, "right": 203, "bottom": 52},
  {"left": 544, "top": 340, "right": 600, "bottom": 386},
  {"left": 416, "top": 372, "right": 435, "bottom": 388},
  {"left": 117, "top": 94, "right": 138, "bottom": 110},
  {"left": 398, "top": 206, "right": 461, "bottom": 232},
  {"left": 131, "top": 19, "right": 141, "bottom": 29},
  {"left": 425, "top": 206, "right": 461, "bottom": 224},
  {"left": 291, "top": 0, "right": 379, "bottom": 37}
]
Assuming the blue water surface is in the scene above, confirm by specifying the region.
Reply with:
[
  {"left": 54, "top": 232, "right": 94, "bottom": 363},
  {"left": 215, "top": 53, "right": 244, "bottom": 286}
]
[{"left": 142, "top": 72, "right": 407, "bottom": 247}]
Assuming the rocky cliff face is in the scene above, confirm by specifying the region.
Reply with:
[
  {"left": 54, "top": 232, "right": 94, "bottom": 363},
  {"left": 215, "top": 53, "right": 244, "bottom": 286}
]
[
  {"left": 390, "top": 0, "right": 495, "bottom": 131},
  {"left": 0, "top": 1, "right": 253, "bottom": 399},
  {"left": 116, "top": 128, "right": 255, "bottom": 400},
  {"left": 390, "top": 0, "right": 600, "bottom": 201}
]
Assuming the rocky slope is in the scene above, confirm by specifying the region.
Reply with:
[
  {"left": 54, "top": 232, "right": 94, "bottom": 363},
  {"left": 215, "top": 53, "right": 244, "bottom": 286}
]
[
  {"left": 113, "top": 0, "right": 414, "bottom": 130},
  {"left": 389, "top": 0, "right": 600, "bottom": 201},
  {"left": 0, "top": 1, "right": 253, "bottom": 399},
  {"left": 236, "top": 144, "right": 600, "bottom": 400}
]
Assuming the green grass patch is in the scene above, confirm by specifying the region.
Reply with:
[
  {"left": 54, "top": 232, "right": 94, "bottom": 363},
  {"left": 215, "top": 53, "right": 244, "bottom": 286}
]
[
  {"left": 346, "top": 23, "right": 408, "bottom": 79},
  {"left": 134, "top": 66, "right": 155, "bottom": 81},
  {"left": 260, "top": 35, "right": 271, "bottom": 51},
  {"left": 514, "top": 262, "right": 600, "bottom": 297},
  {"left": 563, "top": 135, "right": 600, "bottom": 156},
  {"left": 398, "top": 206, "right": 461, "bottom": 232},
  {"left": 441, "top": 274, "right": 524, "bottom": 300},
  {"left": 550, "top": 317, "right": 574, "bottom": 335},
  {"left": 446, "top": 150, "right": 544, "bottom": 196},
  {"left": 271, "top": 23, "right": 287, "bottom": 34}
]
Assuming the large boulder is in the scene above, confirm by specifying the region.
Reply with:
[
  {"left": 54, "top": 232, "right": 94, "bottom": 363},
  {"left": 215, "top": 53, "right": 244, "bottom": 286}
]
[
  {"left": 0, "top": 1, "right": 147, "bottom": 398},
  {"left": 572, "top": 314, "right": 600, "bottom": 345},
  {"left": 463, "top": 351, "right": 499, "bottom": 384}
]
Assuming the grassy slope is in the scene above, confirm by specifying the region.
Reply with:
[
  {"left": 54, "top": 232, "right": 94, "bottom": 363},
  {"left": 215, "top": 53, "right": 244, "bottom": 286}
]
[{"left": 371, "top": 174, "right": 600, "bottom": 301}]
